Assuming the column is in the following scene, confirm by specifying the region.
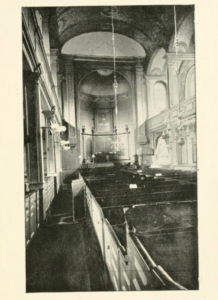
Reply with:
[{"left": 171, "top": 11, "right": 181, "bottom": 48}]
[
  {"left": 40, "top": 10, "right": 51, "bottom": 66},
  {"left": 145, "top": 77, "right": 152, "bottom": 119},
  {"left": 171, "top": 125, "right": 179, "bottom": 167},
  {"left": 24, "top": 71, "right": 44, "bottom": 189},
  {"left": 135, "top": 61, "right": 148, "bottom": 146},
  {"left": 65, "top": 62, "right": 76, "bottom": 128},
  {"left": 65, "top": 62, "right": 77, "bottom": 149},
  {"left": 50, "top": 49, "right": 59, "bottom": 95},
  {"left": 57, "top": 73, "right": 63, "bottom": 113},
  {"left": 167, "top": 56, "right": 179, "bottom": 107}
]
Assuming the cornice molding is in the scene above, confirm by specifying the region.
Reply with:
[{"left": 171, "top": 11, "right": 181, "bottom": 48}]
[{"left": 167, "top": 52, "right": 195, "bottom": 62}]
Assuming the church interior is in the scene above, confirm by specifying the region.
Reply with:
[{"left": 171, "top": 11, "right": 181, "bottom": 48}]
[{"left": 23, "top": 5, "right": 198, "bottom": 292}]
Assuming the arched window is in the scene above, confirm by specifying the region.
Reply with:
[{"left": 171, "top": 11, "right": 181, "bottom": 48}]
[
  {"left": 154, "top": 82, "right": 167, "bottom": 110},
  {"left": 185, "top": 66, "right": 196, "bottom": 100}
]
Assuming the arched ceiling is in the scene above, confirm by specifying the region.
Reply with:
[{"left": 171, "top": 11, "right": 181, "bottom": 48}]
[
  {"left": 147, "top": 47, "right": 167, "bottom": 75},
  {"left": 50, "top": 5, "right": 193, "bottom": 60},
  {"left": 168, "top": 11, "right": 195, "bottom": 53},
  {"left": 61, "top": 32, "right": 146, "bottom": 58}
]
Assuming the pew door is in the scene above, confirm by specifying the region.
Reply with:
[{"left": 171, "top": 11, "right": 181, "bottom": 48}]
[{"left": 71, "top": 179, "right": 86, "bottom": 221}]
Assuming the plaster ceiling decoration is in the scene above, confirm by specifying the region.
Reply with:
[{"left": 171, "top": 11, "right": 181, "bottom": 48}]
[
  {"left": 97, "top": 69, "right": 113, "bottom": 76},
  {"left": 101, "top": 6, "right": 119, "bottom": 18},
  {"left": 79, "top": 93, "right": 130, "bottom": 110},
  {"left": 61, "top": 32, "right": 146, "bottom": 58},
  {"left": 79, "top": 71, "right": 131, "bottom": 98},
  {"left": 79, "top": 71, "right": 131, "bottom": 110}
]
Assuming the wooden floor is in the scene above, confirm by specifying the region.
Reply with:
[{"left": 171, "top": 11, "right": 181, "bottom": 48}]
[{"left": 26, "top": 188, "right": 111, "bottom": 292}]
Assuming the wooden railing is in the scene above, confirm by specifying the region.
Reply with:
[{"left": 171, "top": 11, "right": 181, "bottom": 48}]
[{"left": 81, "top": 128, "right": 131, "bottom": 163}]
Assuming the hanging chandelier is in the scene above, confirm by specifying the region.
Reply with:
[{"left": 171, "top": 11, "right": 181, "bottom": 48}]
[
  {"left": 161, "top": 6, "right": 185, "bottom": 147},
  {"left": 174, "top": 6, "right": 185, "bottom": 146},
  {"left": 174, "top": 5, "right": 179, "bottom": 72},
  {"left": 110, "top": 6, "right": 123, "bottom": 154},
  {"left": 111, "top": 6, "right": 119, "bottom": 122}
]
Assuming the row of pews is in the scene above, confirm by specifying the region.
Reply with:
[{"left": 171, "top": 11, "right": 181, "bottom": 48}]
[{"left": 80, "top": 165, "right": 198, "bottom": 291}]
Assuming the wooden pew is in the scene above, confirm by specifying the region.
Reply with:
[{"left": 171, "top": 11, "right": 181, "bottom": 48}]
[
  {"left": 96, "top": 189, "right": 196, "bottom": 208},
  {"left": 92, "top": 183, "right": 196, "bottom": 197},
  {"left": 125, "top": 201, "right": 198, "bottom": 290}
]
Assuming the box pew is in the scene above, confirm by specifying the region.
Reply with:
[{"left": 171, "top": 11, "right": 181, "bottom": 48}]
[
  {"left": 83, "top": 169, "right": 198, "bottom": 290},
  {"left": 86, "top": 177, "right": 182, "bottom": 189},
  {"left": 125, "top": 201, "right": 198, "bottom": 290},
  {"left": 103, "top": 208, "right": 127, "bottom": 253},
  {"left": 142, "top": 169, "right": 197, "bottom": 180},
  {"left": 92, "top": 183, "right": 196, "bottom": 198},
  {"left": 85, "top": 185, "right": 183, "bottom": 291},
  {"left": 85, "top": 174, "right": 180, "bottom": 190},
  {"left": 95, "top": 189, "right": 196, "bottom": 208}
]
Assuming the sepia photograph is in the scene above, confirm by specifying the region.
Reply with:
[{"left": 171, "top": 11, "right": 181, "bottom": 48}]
[{"left": 22, "top": 4, "right": 199, "bottom": 292}]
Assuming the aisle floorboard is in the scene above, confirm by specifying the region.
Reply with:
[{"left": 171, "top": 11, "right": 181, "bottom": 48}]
[{"left": 26, "top": 194, "right": 107, "bottom": 292}]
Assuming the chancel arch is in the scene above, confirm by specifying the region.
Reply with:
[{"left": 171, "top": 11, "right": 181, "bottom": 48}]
[{"left": 78, "top": 70, "right": 134, "bottom": 161}]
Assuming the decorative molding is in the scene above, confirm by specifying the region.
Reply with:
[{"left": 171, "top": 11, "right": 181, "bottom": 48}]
[
  {"left": 137, "top": 136, "right": 148, "bottom": 145},
  {"left": 61, "top": 53, "right": 138, "bottom": 65},
  {"left": 145, "top": 75, "right": 167, "bottom": 81},
  {"left": 147, "top": 96, "right": 196, "bottom": 132},
  {"left": 25, "top": 10, "right": 62, "bottom": 122},
  {"left": 167, "top": 52, "right": 195, "bottom": 62},
  {"left": 22, "top": 14, "right": 39, "bottom": 72},
  {"left": 50, "top": 48, "right": 59, "bottom": 59}
]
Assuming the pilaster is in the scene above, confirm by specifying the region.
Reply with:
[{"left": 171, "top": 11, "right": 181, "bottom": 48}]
[
  {"left": 24, "top": 71, "right": 44, "bottom": 188},
  {"left": 50, "top": 49, "right": 59, "bottom": 95},
  {"left": 64, "top": 61, "right": 76, "bottom": 129},
  {"left": 167, "top": 53, "right": 195, "bottom": 108},
  {"left": 135, "top": 61, "right": 148, "bottom": 146}
]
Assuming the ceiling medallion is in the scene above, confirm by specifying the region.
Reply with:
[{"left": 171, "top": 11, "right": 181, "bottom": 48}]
[
  {"left": 100, "top": 22, "right": 112, "bottom": 30},
  {"left": 97, "top": 69, "right": 113, "bottom": 76},
  {"left": 101, "top": 6, "right": 118, "bottom": 18}
]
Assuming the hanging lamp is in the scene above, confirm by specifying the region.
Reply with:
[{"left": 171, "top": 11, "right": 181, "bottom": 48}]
[
  {"left": 161, "top": 7, "right": 184, "bottom": 146},
  {"left": 109, "top": 6, "right": 129, "bottom": 155},
  {"left": 110, "top": 6, "right": 121, "bottom": 153},
  {"left": 174, "top": 6, "right": 185, "bottom": 146},
  {"left": 111, "top": 6, "right": 119, "bottom": 126}
]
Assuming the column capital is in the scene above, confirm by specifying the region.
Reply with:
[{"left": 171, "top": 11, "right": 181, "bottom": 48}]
[
  {"left": 42, "top": 109, "right": 55, "bottom": 121},
  {"left": 135, "top": 62, "right": 144, "bottom": 73},
  {"left": 50, "top": 48, "right": 59, "bottom": 59}
]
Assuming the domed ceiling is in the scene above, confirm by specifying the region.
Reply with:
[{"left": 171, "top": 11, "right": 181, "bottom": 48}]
[
  {"left": 80, "top": 71, "right": 130, "bottom": 97},
  {"left": 79, "top": 71, "right": 131, "bottom": 110}
]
